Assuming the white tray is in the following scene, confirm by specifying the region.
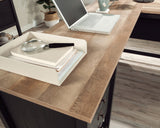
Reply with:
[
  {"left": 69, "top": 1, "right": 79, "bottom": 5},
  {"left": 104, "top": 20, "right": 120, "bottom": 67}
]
[{"left": 0, "top": 32, "right": 87, "bottom": 86}]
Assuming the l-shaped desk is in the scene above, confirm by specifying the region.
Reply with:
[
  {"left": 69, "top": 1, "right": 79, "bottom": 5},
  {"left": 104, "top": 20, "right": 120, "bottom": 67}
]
[{"left": 0, "top": 0, "right": 160, "bottom": 128}]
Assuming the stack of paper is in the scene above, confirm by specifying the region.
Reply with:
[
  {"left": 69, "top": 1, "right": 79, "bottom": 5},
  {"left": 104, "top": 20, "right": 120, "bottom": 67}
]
[{"left": 10, "top": 44, "right": 81, "bottom": 72}]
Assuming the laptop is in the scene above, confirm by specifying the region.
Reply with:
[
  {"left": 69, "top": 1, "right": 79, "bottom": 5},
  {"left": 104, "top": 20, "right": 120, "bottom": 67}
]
[{"left": 52, "top": 0, "right": 120, "bottom": 34}]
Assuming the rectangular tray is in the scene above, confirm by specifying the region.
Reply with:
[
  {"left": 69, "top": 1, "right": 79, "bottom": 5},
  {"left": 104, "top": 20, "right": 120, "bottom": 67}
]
[{"left": 0, "top": 32, "right": 87, "bottom": 86}]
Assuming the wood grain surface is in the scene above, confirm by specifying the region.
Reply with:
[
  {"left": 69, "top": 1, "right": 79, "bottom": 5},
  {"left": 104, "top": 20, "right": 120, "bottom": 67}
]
[
  {"left": 126, "top": 38, "right": 160, "bottom": 55},
  {"left": 141, "top": 0, "right": 160, "bottom": 14},
  {"left": 0, "top": 0, "right": 159, "bottom": 123}
]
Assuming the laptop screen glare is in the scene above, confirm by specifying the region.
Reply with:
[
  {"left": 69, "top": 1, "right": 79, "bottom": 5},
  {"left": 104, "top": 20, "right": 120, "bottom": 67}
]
[{"left": 53, "top": 0, "right": 87, "bottom": 27}]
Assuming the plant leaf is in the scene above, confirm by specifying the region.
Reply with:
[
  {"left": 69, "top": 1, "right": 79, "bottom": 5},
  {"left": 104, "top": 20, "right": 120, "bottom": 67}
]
[
  {"left": 44, "top": 0, "right": 50, "bottom": 5},
  {"left": 43, "top": 4, "right": 49, "bottom": 9},
  {"left": 36, "top": 0, "right": 45, "bottom": 4}
]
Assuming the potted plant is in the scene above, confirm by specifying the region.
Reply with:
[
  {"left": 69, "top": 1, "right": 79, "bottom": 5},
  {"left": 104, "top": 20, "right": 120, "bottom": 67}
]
[{"left": 36, "top": 0, "right": 59, "bottom": 27}]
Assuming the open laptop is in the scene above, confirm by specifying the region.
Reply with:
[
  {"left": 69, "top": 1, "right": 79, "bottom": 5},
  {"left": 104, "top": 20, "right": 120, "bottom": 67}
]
[{"left": 52, "top": 0, "right": 120, "bottom": 34}]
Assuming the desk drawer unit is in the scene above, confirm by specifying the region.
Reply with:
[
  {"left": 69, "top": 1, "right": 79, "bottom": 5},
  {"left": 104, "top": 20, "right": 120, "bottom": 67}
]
[
  {"left": 88, "top": 88, "right": 108, "bottom": 128},
  {"left": 76, "top": 86, "right": 109, "bottom": 128},
  {"left": 0, "top": 85, "right": 110, "bottom": 128}
]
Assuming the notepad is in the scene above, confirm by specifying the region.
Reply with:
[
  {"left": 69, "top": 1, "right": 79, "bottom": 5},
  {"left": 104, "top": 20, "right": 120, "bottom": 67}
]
[{"left": 10, "top": 44, "right": 75, "bottom": 70}]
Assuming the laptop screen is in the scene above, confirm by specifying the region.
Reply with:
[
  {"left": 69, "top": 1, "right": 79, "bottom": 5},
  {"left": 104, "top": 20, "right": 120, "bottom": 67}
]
[{"left": 53, "top": 0, "right": 87, "bottom": 27}]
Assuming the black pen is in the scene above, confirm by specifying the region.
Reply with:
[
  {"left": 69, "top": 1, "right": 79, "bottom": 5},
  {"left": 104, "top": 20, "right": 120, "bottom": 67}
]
[{"left": 47, "top": 43, "right": 74, "bottom": 48}]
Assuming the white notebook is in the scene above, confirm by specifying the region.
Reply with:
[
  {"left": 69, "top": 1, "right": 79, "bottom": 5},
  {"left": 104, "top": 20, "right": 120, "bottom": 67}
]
[{"left": 10, "top": 44, "right": 75, "bottom": 70}]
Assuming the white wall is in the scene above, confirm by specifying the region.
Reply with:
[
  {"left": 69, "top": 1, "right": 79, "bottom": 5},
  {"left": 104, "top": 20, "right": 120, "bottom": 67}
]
[{"left": 4, "top": 0, "right": 44, "bottom": 36}]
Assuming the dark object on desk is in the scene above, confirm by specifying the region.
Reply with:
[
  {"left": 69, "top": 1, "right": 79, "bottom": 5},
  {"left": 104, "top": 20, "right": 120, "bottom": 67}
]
[
  {"left": 134, "top": 0, "right": 154, "bottom": 3},
  {"left": 0, "top": 0, "right": 22, "bottom": 36},
  {"left": 0, "top": 32, "right": 14, "bottom": 46}
]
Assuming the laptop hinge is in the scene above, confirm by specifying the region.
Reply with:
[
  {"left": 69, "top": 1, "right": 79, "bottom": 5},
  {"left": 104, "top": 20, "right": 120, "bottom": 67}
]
[{"left": 70, "top": 14, "right": 89, "bottom": 29}]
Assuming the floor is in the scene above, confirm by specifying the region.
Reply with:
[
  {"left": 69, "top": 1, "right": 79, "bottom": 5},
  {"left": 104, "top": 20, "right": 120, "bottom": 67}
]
[
  {"left": 0, "top": 24, "right": 160, "bottom": 128},
  {"left": 111, "top": 38, "right": 160, "bottom": 128},
  {"left": 0, "top": 119, "right": 4, "bottom": 128},
  {"left": 111, "top": 61, "right": 160, "bottom": 128}
]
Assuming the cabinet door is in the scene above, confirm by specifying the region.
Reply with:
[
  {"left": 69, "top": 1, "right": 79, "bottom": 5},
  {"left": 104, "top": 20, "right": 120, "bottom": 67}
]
[{"left": 0, "top": 0, "right": 15, "bottom": 31}]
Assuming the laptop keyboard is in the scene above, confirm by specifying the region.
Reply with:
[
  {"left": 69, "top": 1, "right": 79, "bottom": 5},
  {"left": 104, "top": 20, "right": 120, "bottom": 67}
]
[
  {"left": 71, "top": 13, "right": 120, "bottom": 34},
  {"left": 75, "top": 14, "right": 103, "bottom": 28}
]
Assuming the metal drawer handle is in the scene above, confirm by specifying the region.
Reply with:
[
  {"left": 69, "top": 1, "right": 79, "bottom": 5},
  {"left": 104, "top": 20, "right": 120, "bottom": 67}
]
[
  {"left": 97, "top": 114, "right": 105, "bottom": 121},
  {"left": 101, "top": 99, "right": 106, "bottom": 103},
  {"left": 98, "top": 123, "right": 104, "bottom": 128}
]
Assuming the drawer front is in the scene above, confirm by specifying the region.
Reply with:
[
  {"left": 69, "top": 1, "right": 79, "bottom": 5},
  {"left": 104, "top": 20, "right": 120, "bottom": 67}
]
[
  {"left": 87, "top": 87, "right": 109, "bottom": 128},
  {"left": 97, "top": 87, "right": 109, "bottom": 128},
  {"left": 0, "top": 0, "right": 15, "bottom": 28},
  {"left": 97, "top": 88, "right": 109, "bottom": 128}
]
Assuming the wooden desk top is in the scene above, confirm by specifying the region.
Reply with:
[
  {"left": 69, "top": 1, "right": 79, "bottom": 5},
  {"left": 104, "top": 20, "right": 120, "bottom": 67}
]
[
  {"left": 142, "top": 0, "right": 160, "bottom": 14},
  {"left": 0, "top": 0, "right": 159, "bottom": 123}
]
